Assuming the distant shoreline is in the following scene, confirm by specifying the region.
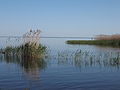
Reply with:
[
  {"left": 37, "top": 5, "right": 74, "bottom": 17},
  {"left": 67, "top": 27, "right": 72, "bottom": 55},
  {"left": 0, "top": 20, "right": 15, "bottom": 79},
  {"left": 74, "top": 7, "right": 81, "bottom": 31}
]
[
  {"left": 0, "top": 36, "right": 93, "bottom": 39},
  {"left": 66, "top": 40, "right": 120, "bottom": 47}
]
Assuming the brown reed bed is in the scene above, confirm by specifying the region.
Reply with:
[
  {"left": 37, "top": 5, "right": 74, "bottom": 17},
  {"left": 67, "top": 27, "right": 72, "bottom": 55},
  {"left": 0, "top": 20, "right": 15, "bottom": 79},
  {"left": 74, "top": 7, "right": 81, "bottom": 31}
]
[{"left": 95, "top": 34, "right": 120, "bottom": 40}]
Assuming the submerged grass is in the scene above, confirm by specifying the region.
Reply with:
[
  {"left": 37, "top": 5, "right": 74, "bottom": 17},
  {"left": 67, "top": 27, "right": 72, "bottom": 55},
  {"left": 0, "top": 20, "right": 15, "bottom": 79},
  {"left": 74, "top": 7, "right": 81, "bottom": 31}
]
[
  {"left": 55, "top": 49, "right": 120, "bottom": 68},
  {"left": 1, "top": 43, "right": 46, "bottom": 59}
]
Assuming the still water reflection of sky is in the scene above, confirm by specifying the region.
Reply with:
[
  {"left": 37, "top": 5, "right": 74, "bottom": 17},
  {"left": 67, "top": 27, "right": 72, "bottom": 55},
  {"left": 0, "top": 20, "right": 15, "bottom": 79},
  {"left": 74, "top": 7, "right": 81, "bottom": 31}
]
[{"left": 0, "top": 38, "right": 120, "bottom": 89}]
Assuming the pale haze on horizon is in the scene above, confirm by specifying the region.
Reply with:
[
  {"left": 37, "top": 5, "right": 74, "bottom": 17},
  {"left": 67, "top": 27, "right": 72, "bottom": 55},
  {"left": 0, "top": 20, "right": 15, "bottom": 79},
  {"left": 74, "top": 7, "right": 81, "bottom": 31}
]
[{"left": 0, "top": 0, "right": 120, "bottom": 37}]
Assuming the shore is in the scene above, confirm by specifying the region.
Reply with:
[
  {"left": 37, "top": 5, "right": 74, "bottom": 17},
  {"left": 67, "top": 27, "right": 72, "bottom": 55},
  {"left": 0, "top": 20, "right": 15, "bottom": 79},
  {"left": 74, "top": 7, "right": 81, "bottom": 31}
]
[{"left": 66, "top": 40, "right": 120, "bottom": 47}]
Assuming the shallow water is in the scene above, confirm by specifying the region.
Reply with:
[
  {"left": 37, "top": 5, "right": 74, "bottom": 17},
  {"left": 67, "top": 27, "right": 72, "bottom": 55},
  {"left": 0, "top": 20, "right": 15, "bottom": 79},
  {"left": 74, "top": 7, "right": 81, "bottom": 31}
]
[{"left": 0, "top": 38, "right": 120, "bottom": 90}]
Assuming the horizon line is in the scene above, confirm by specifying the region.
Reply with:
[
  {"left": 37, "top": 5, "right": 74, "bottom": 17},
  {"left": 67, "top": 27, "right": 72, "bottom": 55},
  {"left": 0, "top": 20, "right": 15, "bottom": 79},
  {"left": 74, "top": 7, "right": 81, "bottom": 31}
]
[{"left": 0, "top": 36, "right": 94, "bottom": 39}]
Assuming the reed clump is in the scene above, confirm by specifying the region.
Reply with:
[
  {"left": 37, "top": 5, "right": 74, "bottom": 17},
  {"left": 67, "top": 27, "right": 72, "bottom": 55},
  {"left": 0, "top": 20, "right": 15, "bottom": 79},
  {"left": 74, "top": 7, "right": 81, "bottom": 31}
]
[{"left": 0, "top": 30, "right": 46, "bottom": 59}]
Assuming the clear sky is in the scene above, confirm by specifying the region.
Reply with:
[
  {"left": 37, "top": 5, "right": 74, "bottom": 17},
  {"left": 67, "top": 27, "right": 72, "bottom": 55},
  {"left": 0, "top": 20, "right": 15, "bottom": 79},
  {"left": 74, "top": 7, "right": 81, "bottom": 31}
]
[{"left": 0, "top": 0, "right": 120, "bottom": 37}]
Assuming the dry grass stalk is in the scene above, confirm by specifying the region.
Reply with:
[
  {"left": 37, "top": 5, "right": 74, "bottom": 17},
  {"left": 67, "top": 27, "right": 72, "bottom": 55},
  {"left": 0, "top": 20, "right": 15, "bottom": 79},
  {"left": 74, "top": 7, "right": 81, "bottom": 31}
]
[{"left": 23, "top": 29, "right": 41, "bottom": 49}]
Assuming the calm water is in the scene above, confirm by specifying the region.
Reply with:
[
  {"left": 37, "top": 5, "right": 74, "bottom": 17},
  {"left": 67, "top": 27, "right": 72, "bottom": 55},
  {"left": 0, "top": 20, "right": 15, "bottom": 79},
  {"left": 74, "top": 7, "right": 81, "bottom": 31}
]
[{"left": 0, "top": 38, "right": 120, "bottom": 90}]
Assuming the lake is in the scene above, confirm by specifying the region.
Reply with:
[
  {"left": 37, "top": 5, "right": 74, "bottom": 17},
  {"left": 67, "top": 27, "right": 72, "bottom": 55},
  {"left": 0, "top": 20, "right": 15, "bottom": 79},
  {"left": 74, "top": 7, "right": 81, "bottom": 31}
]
[{"left": 0, "top": 37, "right": 120, "bottom": 90}]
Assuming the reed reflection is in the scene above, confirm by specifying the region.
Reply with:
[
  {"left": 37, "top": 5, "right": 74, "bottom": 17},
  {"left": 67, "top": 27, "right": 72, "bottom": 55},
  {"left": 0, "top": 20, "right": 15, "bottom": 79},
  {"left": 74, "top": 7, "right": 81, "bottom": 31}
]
[{"left": 0, "top": 53, "right": 47, "bottom": 80}]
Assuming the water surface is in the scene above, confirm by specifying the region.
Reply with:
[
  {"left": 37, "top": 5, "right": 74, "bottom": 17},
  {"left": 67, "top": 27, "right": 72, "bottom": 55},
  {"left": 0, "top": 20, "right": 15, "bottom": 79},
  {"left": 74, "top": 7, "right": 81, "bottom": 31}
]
[{"left": 0, "top": 38, "right": 120, "bottom": 90}]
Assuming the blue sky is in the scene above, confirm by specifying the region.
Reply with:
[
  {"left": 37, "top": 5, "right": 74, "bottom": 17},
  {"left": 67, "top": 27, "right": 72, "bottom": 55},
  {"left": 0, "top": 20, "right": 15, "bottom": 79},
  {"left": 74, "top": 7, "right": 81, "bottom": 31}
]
[{"left": 0, "top": 0, "right": 120, "bottom": 37}]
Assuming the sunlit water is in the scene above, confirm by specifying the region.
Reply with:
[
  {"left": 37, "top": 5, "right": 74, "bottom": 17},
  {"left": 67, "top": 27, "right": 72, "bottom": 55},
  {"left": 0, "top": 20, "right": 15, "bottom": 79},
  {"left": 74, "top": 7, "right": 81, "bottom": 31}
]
[{"left": 0, "top": 37, "right": 120, "bottom": 90}]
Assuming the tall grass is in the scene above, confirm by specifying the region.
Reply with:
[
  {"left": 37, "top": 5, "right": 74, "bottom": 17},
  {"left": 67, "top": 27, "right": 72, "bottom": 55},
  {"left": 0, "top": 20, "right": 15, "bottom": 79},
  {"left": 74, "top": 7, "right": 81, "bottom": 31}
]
[{"left": 0, "top": 30, "right": 46, "bottom": 59}]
